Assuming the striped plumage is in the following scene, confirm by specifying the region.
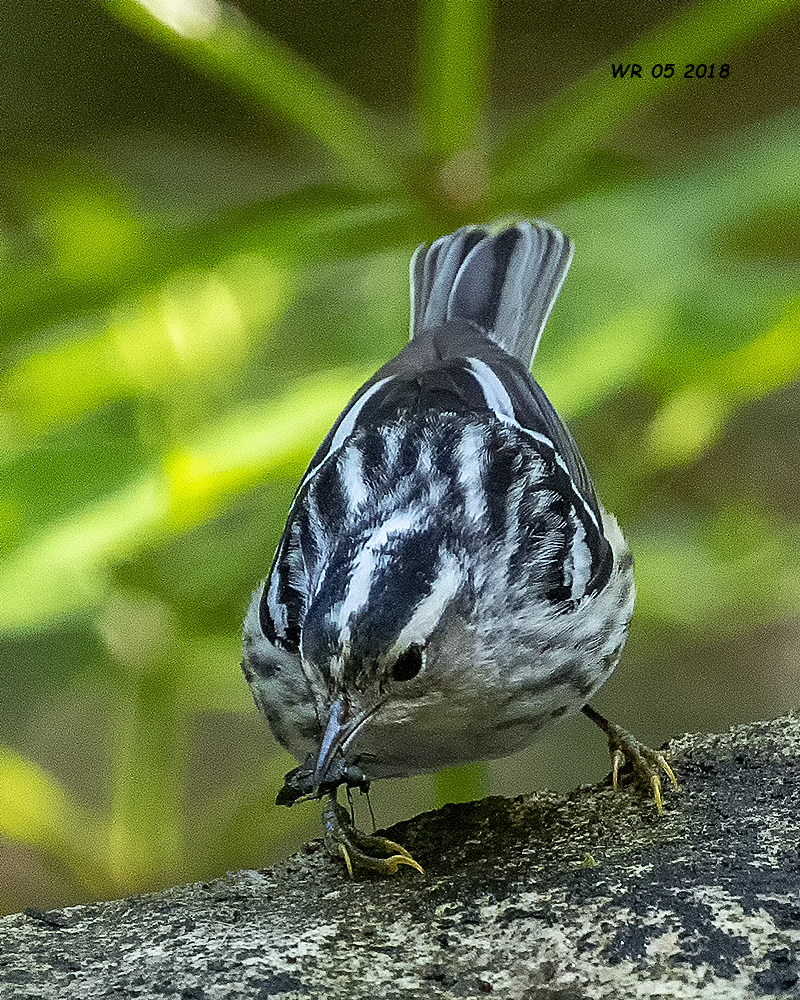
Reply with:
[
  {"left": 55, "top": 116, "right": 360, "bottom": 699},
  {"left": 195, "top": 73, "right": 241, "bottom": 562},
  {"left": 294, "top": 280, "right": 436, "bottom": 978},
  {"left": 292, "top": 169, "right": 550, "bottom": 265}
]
[{"left": 243, "top": 221, "right": 635, "bottom": 794}]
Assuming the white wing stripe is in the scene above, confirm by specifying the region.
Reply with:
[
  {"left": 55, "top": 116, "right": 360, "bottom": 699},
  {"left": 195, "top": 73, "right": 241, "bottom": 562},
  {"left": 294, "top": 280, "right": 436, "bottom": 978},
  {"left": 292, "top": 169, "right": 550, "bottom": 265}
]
[
  {"left": 467, "top": 357, "right": 516, "bottom": 419},
  {"left": 466, "top": 357, "right": 601, "bottom": 534},
  {"left": 568, "top": 519, "right": 592, "bottom": 602},
  {"left": 294, "top": 376, "right": 393, "bottom": 500}
]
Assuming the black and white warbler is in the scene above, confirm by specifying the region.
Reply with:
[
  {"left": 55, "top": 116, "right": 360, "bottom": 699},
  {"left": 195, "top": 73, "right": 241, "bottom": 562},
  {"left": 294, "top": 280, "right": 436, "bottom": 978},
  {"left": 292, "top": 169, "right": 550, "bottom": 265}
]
[{"left": 242, "top": 221, "right": 677, "bottom": 876}]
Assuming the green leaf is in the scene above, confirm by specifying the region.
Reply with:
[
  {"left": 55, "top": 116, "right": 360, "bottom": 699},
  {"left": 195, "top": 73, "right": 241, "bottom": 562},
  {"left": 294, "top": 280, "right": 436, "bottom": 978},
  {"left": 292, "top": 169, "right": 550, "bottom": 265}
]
[
  {"left": 537, "top": 112, "right": 800, "bottom": 420},
  {"left": 0, "top": 367, "right": 371, "bottom": 635},
  {"left": 634, "top": 507, "right": 800, "bottom": 631},
  {"left": 493, "top": 0, "right": 800, "bottom": 202},
  {"left": 2, "top": 185, "right": 417, "bottom": 348},
  {"left": 3, "top": 255, "right": 294, "bottom": 439},
  {"left": 645, "top": 296, "right": 800, "bottom": 466},
  {"left": 98, "top": 0, "right": 405, "bottom": 190},
  {"left": 417, "top": 0, "right": 492, "bottom": 158}
]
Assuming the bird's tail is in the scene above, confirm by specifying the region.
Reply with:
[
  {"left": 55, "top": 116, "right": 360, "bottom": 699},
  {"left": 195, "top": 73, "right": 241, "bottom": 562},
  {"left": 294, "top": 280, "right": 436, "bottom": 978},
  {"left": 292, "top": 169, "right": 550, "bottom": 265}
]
[{"left": 409, "top": 221, "right": 574, "bottom": 368}]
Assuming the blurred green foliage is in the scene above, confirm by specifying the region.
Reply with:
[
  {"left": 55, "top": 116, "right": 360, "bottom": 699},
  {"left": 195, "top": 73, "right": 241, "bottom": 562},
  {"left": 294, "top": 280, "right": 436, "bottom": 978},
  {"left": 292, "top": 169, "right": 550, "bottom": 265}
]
[{"left": 2, "top": 0, "right": 800, "bottom": 912}]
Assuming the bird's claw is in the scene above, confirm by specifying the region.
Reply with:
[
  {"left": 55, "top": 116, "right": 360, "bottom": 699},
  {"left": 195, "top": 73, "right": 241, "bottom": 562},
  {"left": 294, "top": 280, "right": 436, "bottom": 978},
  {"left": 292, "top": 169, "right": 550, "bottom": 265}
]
[
  {"left": 583, "top": 704, "right": 678, "bottom": 812},
  {"left": 322, "top": 795, "right": 424, "bottom": 877},
  {"left": 607, "top": 724, "right": 678, "bottom": 813}
]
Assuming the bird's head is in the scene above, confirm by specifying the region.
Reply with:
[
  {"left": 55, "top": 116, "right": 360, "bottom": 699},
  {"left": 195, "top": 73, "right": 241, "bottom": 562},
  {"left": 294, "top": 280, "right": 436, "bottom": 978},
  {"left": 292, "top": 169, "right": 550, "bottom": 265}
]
[{"left": 277, "top": 516, "right": 475, "bottom": 799}]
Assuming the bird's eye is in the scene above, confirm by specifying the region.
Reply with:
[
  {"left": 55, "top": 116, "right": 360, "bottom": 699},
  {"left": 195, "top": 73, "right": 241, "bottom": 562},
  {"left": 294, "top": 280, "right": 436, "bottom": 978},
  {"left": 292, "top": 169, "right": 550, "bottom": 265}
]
[{"left": 392, "top": 644, "right": 425, "bottom": 682}]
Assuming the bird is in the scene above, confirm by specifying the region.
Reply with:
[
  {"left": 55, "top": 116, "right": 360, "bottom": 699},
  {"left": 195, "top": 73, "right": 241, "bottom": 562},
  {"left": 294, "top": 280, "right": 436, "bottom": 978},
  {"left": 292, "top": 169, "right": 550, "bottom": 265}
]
[{"left": 242, "top": 220, "right": 676, "bottom": 876}]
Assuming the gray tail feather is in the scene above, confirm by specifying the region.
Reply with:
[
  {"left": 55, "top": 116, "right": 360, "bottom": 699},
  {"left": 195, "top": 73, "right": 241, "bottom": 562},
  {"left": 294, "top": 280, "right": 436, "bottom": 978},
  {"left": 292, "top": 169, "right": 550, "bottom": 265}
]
[{"left": 409, "top": 220, "right": 574, "bottom": 367}]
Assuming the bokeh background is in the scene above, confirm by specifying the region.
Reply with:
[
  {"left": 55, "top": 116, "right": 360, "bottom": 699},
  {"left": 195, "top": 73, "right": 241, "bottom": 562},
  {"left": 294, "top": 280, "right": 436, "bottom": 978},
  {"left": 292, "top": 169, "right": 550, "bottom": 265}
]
[{"left": 2, "top": 0, "right": 800, "bottom": 915}]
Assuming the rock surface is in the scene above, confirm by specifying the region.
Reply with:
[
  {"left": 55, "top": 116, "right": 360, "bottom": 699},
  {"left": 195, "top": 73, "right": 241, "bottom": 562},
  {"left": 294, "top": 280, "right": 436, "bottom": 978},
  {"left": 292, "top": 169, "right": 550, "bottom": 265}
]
[{"left": 2, "top": 716, "right": 800, "bottom": 999}]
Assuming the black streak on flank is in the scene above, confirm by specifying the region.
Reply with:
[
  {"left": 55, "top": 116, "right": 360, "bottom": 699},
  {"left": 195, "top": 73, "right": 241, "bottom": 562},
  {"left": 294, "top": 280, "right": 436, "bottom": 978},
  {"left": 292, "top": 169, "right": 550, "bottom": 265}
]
[
  {"left": 313, "top": 457, "right": 350, "bottom": 538},
  {"left": 482, "top": 443, "right": 519, "bottom": 540}
]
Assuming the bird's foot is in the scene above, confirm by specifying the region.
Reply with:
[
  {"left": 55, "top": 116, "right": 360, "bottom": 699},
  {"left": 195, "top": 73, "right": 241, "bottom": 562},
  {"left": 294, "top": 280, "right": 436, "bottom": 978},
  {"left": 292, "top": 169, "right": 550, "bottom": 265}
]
[
  {"left": 321, "top": 794, "right": 424, "bottom": 877},
  {"left": 582, "top": 704, "right": 678, "bottom": 812}
]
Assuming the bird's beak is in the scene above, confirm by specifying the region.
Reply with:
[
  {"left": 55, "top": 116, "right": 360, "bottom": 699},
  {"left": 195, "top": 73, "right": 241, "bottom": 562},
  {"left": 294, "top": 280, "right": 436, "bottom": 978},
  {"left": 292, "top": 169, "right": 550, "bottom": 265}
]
[
  {"left": 314, "top": 698, "right": 346, "bottom": 784},
  {"left": 313, "top": 697, "right": 369, "bottom": 788}
]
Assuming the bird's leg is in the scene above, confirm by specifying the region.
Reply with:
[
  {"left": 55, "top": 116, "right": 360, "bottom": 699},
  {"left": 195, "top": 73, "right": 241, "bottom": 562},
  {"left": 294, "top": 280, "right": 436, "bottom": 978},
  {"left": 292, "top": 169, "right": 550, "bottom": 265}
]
[
  {"left": 582, "top": 704, "right": 678, "bottom": 812},
  {"left": 321, "top": 791, "right": 424, "bottom": 877}
]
